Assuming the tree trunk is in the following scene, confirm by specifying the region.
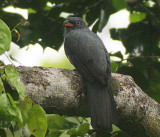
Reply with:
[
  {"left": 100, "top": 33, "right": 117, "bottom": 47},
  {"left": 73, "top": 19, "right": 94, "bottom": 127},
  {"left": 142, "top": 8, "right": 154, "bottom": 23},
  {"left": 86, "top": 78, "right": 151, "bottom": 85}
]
[{"left": 18, "top": 66, "right": 160, "bottom": 137}]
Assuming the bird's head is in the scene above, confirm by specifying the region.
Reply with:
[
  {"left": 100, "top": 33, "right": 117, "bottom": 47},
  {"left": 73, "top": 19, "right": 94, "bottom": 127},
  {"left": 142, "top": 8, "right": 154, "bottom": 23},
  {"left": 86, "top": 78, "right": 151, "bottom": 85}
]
[{"left": 63, "top": 17, "right": 88, "bottom": 31}]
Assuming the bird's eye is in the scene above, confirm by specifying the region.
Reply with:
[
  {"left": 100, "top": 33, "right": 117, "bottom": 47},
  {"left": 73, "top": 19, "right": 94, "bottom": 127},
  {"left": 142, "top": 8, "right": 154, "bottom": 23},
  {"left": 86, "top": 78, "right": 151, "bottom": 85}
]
[{"left": 76, "top": 22, "right": 80, "bottom": 25}]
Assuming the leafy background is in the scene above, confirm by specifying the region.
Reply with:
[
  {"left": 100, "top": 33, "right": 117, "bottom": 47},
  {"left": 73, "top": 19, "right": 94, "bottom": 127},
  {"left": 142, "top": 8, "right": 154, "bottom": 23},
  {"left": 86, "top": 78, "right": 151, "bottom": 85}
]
[{"left": 0, "top": 0, "right": 160, "bottom": 136}]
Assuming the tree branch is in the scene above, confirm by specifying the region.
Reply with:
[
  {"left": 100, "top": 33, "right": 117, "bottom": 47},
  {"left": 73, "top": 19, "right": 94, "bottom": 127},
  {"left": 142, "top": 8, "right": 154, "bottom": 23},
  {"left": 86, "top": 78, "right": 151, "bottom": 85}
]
[{"left": 17, "top": 66, "right": 160, "bottom": 137}]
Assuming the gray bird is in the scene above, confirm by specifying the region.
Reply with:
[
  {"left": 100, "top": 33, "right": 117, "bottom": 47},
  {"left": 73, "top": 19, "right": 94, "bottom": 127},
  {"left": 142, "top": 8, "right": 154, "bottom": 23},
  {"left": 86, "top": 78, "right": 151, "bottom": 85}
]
[{"left": 63, "top": 17, "right": 117, "bottom": 132}]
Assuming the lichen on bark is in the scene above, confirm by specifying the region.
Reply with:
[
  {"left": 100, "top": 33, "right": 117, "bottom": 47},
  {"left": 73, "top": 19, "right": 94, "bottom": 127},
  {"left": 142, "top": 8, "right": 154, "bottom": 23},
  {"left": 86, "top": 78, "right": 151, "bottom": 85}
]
[{"left": 17, "top": 66, "right": 160, "bottom": 137}]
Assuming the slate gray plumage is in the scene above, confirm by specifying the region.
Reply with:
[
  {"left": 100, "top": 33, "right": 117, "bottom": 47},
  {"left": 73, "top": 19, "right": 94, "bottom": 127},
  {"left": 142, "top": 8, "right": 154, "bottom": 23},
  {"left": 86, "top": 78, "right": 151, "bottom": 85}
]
[{"left": 63, "top": 17, "right": 117, "bottom": 131}]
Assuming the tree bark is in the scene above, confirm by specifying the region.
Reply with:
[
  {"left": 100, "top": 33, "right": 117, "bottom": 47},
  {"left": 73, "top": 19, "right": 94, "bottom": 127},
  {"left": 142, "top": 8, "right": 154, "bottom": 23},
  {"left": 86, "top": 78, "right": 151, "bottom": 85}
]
[{"left": 18, "top": 66, "right": 160, "bottom": 137}]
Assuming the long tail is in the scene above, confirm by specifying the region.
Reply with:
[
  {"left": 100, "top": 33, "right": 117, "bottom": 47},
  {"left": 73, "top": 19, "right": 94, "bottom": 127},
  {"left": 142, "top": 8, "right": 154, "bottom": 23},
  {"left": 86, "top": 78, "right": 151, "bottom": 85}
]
[{"left": 87, "top": 82, "right": 117, "bottom": 132}]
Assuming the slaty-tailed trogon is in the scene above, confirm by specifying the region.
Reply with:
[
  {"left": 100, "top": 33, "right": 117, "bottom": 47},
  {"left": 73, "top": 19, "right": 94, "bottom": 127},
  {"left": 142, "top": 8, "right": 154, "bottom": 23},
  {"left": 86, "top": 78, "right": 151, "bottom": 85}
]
[{"left": 63, "top": 17, "right": 117, "bottom": 132}]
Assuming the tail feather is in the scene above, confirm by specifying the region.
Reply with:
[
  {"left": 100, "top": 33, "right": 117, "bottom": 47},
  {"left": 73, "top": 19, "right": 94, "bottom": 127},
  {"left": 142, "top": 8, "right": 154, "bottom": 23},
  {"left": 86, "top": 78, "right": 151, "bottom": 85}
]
[
  {"left": 87, "top": 82, "right": 117, "bottom": 132},
  {"left": 108, "top": 86, "right": 118, "bottom": 125}
]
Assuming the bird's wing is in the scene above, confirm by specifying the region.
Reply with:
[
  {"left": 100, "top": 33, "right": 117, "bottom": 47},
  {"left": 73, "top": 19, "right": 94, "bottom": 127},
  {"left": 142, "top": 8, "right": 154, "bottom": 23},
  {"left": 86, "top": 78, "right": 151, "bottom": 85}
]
[{"left": 64, "top": 30, "right": 111, "bottom": 84}]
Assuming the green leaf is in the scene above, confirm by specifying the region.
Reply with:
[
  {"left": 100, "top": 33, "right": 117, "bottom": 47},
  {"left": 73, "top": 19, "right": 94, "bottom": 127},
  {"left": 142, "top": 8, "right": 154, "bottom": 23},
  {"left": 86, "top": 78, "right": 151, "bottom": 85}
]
[
  {"left": 1, "top": 77, "right": 19, "bottom": 100},
  {"left": 66, "top": 123, "right": 89, "bottom": 137},
  {"left": 112, "top": 130, "right": 130, "bottom": 137},
  {"left": 27, "top": 13, "right": 64, "bottom": 50},
  {"left": 0, "top": 77, "right": 5, "bottom": 95},
  {"left": 7, "top": 93, "right": 17, "bottom": 109},
  {"left": 0, "top": 92, "right": 26, "bottom": 130},
  {"left": 0, "top": 19, "right": 11, "bottom": 55},
  {"left": 66, "top": 128, "right": 77, "bottom": 136},
  {"left": 0, "top": 93, "right": 17, "bottom": 127},
  {"left": 112, "top": 51, "right": 123, "bottom": 59},
  {"left": 47, "top": 130, "right": 62, "bottom": 137},
  {"left": 14, "top": 105, "right": 23, "bottom": 131},
  {"left": 150, "top": 82, "right": 160, "bottom": 102},
  {"left": 110, "top": 28, "right": 119, "bottom": 40},
  {"left": 111, "top": 61, "right": 119, "bottom": 73},
  {"left": 14, "top": 98, "right": 32, "bottom": 130},
  {"left": 47, "top": 115, "right": 77, "bottom": 130},
  {"left": 112, "top": 0, "right": 127, "bottom": 11},
  {"left": 129, "top": 12, "right": 146, "bottom": 23},
  {"left": 65, "top": 117, "right": 79, "bottom": 124},
  {"left": 47, "top": 115, "right": 66, "bottom": 130},
  {"left": 77, "top": 123, "right": 89, "bottom": 136},
  {"left": 86, "top": 5, "right": 100, "bottom": 27},
  {"left": 20, "top": 98, "right": 32, "bottom": 124},
  {"left": 7, "top": 93, "right": 24, "bottom": 131},
  {"left": 27, "top": 104, "right": 47, "bottom": 137},
  {"left": 5, "top": 65, "right": 18, "bottom": 80},
  {"left": 92, "top": 20, "right": 100, "bottom": 33},
  {"left": 13, "top": 0, "right": 47, "bottom": 10},
  {"left": 0, "top": 65, "right": 5, "bottom": 95},
  {"left": 118, "top": 22, "right": 154, "bottom": 54},
  {"left": 98, "top": 2, "right": 115, "bottom": 32},
  {"left": 5, "top": 65, "right": 25, "bottom": 99},
  {"left": 12, "top": 81, "right": 25, "bottom": 100},
  {"left": 0, "top": 128, "right": 7, "bottom": 137}
]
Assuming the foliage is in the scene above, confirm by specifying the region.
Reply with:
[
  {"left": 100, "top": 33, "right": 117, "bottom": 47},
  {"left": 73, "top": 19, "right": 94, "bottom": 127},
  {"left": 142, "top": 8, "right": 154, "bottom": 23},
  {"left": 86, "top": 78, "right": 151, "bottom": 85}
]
[
  {"left": 110, "top": 0, "right": 160, "bottom": 102},
  {"left": 0, "top": 20, "right": 47, "bottom": 137},
  {"left": 0, "top": 64, "right": 48, "bottom": 136},
  {"left": 0, "top": 0, "right": 160, "bottom": 136},
  {"left": 0, "top": 19, "right": 11, "bottom": 55}
]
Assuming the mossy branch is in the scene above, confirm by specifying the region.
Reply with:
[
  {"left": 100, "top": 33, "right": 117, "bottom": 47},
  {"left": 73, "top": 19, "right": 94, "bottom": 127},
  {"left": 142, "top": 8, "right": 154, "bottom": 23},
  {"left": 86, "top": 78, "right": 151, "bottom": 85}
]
[{"left": 18, "top": 66, "right": 160, "bottom": 137}]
